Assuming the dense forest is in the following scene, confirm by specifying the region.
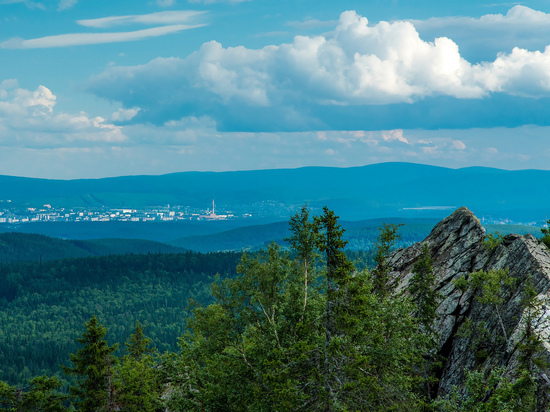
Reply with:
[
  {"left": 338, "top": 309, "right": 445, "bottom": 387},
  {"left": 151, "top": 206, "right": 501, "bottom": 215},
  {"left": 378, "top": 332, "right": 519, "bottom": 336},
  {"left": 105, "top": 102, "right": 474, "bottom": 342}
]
[
  {"left": 1, "top": 209, "right": 549, "bottom": 411},
  {"left": 0, "top": 251, "right": 241, "bottom": 386}
]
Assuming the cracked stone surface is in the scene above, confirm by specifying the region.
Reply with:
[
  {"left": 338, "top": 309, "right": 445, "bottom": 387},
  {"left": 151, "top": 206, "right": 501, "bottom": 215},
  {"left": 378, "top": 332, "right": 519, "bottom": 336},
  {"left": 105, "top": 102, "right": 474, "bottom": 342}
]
[{"left": 388, "top": 207, "right": 550, "bottom": 400}]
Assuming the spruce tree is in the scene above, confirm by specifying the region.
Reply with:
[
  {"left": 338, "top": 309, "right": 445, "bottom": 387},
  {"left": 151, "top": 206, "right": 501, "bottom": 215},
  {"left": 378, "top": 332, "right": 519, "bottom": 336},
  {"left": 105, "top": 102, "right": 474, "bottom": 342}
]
[
  {"left": 116, "top": 323, "right": 161, "bottom": 412},
  {"left": 125, "top": 321, "right": 154, "bottom": 360},
  {"left": 410, "top": 243, "right": 441, "bottom": 333},
  {"left": 315, "top": 207, "right": 355, "bottom": 411},
  {"left": 372, "top": 223, "right": 402, "bottom": 297},
  {"left": 62, "top": 316, "right": 118, "bottom": 412}
]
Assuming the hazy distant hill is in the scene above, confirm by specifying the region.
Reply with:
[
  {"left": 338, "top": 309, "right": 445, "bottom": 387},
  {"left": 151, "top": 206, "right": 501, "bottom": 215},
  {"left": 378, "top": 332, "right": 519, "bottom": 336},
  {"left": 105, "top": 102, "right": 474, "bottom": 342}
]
[
  {"left": 170, "top": 218, "right": 543, "bottom": 253},
  {"left": 168, "top": 217, "right": 450, "bottom": 253},
  {"left": 0, "top": 220, "right": 262, "bottom": 242},
  {"left": 1, "top": 162, "right": 550, "bottom": 221},
  {"left": 0, "top": 232, "right": 185, "bottom": 263}
]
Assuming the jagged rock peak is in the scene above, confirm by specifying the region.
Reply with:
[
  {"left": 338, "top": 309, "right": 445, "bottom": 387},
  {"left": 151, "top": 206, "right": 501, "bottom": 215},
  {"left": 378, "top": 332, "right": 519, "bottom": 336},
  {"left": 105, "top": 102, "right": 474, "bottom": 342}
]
[{"left": 388, "top": 206, "right": 550, "bottom": 404}]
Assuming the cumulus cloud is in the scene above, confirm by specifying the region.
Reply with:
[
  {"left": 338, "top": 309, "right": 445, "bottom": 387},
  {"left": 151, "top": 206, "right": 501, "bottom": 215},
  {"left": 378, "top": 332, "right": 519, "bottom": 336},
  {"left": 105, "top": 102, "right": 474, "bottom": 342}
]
[
  {"left": 86, "top": 8, "right": 550, "bottom": 131},
  {"left": 77, "top": 10, "right": 206, "bottom": 28},
  {"left": 0, "top": 82, "right": 126, "bottom": 147},
  {"left": 1, "top": 24, "right": 205, "bottom": 48},
  {"left": 413, "top": 5, "right": 550, "bottom": 61}
]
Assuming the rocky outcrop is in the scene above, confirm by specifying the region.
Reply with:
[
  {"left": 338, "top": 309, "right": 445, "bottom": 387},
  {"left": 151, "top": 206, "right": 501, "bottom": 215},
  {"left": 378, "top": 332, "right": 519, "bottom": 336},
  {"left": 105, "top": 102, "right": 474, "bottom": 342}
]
[{"left": 389, "top": 207, "right": 550, "bottom": 400}]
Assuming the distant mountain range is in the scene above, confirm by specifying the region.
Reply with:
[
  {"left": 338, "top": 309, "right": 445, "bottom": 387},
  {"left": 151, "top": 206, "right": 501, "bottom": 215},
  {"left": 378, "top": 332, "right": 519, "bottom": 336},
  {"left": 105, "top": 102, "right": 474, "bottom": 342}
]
[{"left": 1, "top": 162, "right": 549, "bottom": 221}]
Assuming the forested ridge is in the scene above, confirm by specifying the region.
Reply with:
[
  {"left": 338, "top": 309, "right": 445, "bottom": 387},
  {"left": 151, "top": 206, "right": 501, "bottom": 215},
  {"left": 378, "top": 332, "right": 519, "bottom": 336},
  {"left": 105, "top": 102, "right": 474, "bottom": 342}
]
[
  {"left": 1, "top": 209, "right": 550, "bottom": 411},
  {"left": 0, "top": 251, "right": 240, "bottom": 386}
]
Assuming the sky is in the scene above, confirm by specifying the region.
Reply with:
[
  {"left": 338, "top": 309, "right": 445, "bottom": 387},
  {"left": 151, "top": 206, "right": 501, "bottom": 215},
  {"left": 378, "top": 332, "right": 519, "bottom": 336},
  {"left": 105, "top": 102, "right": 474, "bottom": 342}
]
[{"left": 2, "top": 0, "right": 550, "bottom": 178}]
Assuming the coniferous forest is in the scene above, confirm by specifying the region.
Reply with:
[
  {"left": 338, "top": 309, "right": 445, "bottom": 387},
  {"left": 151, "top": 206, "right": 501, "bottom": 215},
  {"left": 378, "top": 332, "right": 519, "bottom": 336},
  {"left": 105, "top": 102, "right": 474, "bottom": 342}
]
[{"left": 1, "top": 208, "right": 549, "bottom": 411}]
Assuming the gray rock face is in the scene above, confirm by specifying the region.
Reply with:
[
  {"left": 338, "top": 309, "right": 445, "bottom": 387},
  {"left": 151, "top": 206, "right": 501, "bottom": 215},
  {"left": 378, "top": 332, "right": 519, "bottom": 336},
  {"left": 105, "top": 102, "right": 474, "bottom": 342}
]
[{"left": 388, "top": 207, "right": 550, "bottom": 399}]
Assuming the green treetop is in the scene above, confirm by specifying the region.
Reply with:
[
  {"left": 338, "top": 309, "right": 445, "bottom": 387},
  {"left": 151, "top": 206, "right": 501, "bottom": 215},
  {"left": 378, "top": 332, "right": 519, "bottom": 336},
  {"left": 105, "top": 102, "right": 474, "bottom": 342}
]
[{"left": 62, "top": 316, "right": 118, "bottom": 412}]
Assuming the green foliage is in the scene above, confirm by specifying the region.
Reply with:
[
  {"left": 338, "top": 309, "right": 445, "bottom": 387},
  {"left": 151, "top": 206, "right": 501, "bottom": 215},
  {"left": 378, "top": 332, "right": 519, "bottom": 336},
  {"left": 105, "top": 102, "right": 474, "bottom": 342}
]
[
  {"left": 454, "top": 269, "right": 516, "bottom": 340},
  {"left": 0, "top": 376, "right": 68, "bottom": 412},
  {"left": 115, "top": 326, "right": 162, "bottom": 412},
  {"left": 62, "top": 316, "right": 118, "bottom": 412},
  {"left": 125, "top": 321, "right": 154, "bottom": 360},
  {"left": 286, "top": 205, "right": 319, "bottom": 317},
  {"left": 372, "top": 222, "right": 403, "bottom": 296},
  {"left": 163, "top": 243, "right": 325, "bottom": 411},
  {"left": 162, "top": 208, "right": 428, "bottom": 411},
  {"left": 435, "top": 367, "right": 535, "bottom": 412},
  {"left": 0, "top": 251, "right": 239, "bottom": 385},
  {"left": 483, "top": 231, "right": 503, "bottom": 251},
  {"left": 541, "top": 219, "right": 550, "bottom": 248},
  {"left": 446, "top": 273, "right": 546, "bottom": 412},
  {"left": 410, "top": 244, "right": 441, "bottom": 332},
  {"left": 517, "top": 276, "right": 548, "bottom": 377}
]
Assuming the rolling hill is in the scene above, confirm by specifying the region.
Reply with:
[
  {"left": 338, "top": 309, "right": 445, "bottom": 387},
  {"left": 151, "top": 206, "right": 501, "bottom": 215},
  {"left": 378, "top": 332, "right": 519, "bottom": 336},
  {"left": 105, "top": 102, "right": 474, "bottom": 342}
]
[{"left": 1, "top": 162, "right": 549, "bottom": 221}]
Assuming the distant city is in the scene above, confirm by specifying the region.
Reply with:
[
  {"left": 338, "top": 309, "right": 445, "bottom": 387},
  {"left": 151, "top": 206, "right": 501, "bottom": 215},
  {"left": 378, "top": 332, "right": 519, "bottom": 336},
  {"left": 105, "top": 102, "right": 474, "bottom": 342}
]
[
  {"left": 0, "top": 199, "right": 253, "bottom": 224},
  {"left": 0, "top": 197, "right": 541, "bottom": 227}
]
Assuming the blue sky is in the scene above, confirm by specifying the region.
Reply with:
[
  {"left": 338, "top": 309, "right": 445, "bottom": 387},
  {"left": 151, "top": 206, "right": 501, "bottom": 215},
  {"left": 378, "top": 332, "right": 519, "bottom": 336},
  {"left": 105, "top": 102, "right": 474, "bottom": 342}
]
[{"left": 2, "top": 0, "right": 550, "bottom": 178}]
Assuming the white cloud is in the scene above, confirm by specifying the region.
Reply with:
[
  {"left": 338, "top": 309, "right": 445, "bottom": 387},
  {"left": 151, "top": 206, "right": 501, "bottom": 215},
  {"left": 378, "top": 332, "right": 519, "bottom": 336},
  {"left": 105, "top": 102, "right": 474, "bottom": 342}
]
[
  {"left": 112, "top": 107, "right": 141, "bottom": 122},
  {"left": 415, "top": 6, "right": 550, "bottom": 32},
  {"left": 381, "top": 129, "right": 408, "bottom": 144},
  {"left": 77, "top": 10, "right": 206, "bottom": 28},
  {"left": 0, "top": 82, "right": 126, "bottom": 147},
  {"left": 1, "top": 24, "right": 205, "bottom": 49},
  {"left": 451, "top": 140, "right": 466, "bottom": 150},
  {"left": 412, "top": 6, "right": 550, "bottom": 61},
  {"left": 57, "top": 0, "right": 77, "bottom": 11},
  {"left": 86, "top": 7, "right": 550, "bottom": 131}
]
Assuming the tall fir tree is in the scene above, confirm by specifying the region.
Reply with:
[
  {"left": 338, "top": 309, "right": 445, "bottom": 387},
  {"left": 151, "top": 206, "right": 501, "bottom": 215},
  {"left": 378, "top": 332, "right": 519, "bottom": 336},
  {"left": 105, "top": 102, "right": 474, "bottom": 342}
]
[
  {"left": 125, "top": 321, "right": 154, "bottom": 360},
  {"left": 372, "top": 223, "right": 402, "bottom": 297},
  {"left": 116, "top": 323, "right": 161, "bottom": 412},
  {"left": 62, "top": 316, "right": 118, "bottom": 412}
]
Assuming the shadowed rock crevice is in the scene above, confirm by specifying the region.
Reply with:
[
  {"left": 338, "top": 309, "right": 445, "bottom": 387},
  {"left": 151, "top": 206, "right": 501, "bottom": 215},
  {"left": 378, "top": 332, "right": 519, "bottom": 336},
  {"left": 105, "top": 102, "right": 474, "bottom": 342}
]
[{"left": 388, "top": 206, "right": 550, "bottom": 400}]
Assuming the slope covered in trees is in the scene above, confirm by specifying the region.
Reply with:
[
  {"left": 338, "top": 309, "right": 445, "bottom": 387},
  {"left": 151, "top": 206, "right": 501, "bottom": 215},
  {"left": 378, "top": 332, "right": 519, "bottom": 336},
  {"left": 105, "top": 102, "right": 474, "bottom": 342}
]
[
  {"left": 0, "top": 251, "right": 240, "bottom": 385},
  {"left": 0, "top": 232, "right": 186, "bottom": 263},
  {"left": 2, "top": 207, "right": 550, "bottom": 411}
]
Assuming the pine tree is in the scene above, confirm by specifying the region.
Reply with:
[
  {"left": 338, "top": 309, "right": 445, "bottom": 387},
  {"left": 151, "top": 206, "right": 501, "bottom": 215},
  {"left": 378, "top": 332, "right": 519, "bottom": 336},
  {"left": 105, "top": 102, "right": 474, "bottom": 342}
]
[
  {"left": 62, "top": 316, "right": 118, "bottom": 412},
  {"left": 410, "top": 243, "right": 441, "bottom": 333},
  {"left": 116, "top": 323, "right": 161, "bottom": 412},
  {"left": 372, "top": 223, "right": 402, "bottom": 297},
  {"left": 125, "top": 321, "right": 154, "bottom": 360},
  {"left": 315, "top": 207, "right": 355, "bottom": 411}
]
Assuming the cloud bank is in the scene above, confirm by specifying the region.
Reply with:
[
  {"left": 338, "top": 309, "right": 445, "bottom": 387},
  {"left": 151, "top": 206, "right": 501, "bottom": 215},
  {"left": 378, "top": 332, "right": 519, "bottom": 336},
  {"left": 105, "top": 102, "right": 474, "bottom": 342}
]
[{"left": 87, "top": 8, "right": 550, "bottom": 131}]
